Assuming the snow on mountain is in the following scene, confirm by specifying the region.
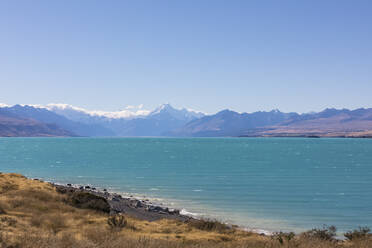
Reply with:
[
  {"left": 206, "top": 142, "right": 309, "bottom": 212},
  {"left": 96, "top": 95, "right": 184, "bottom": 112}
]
[
  {"left": 149, "top": 103, "right": 205, "bottom": 121},
  {"left": 44, "top": 103, "right": 151, "bottom": 120},
  {"left": 38, "top": 103, "right": 204, "bottom": 122},
  {"left": 0, "top": 103, "right": 206, "bottom": 137}
]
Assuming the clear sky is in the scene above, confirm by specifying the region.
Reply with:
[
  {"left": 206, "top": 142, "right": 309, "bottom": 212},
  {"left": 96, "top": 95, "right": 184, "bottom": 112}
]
[{"left": 0, "top": 0, "right": 371, "bottom": 114}]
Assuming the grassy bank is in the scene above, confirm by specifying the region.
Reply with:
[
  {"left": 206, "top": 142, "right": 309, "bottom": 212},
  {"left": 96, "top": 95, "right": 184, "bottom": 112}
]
[{"left": 0, "top": 173, "right": 371, "bottom": 248}]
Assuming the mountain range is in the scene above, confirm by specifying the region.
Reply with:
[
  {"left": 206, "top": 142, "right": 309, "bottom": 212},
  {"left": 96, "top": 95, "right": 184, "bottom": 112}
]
[
  {"left": 0, "top": 104, "right": 371, "bottom": 138},
  {"left": 0, "top": 108, "right": 74, "bottom": 137}
]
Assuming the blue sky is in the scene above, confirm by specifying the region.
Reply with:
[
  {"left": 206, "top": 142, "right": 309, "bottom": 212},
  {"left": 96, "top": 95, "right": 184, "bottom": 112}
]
[{"left": 0, "top": 0, "right": 371, "bottom": 114}]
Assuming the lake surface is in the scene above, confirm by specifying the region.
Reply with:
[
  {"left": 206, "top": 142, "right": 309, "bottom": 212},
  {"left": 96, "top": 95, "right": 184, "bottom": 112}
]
[{"left": 1, "top": 137, "right": 371, "bottom": 233}]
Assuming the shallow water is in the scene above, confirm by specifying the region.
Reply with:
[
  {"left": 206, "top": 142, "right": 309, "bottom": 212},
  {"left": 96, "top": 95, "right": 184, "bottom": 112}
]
[{"left": 1, "top": 137, "right": 371, "bottom": 233}]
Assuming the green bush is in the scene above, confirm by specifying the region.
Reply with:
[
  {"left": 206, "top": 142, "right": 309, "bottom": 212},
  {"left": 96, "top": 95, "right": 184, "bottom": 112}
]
[
  {"left": 344, "top": 227, "right": 371, "bottom": 241},
  {"left": 69, "top": 192, "right": 110, "bottom": 213},
  {"left": 303, "top": 225, "right": 337, "bottom": 241}
]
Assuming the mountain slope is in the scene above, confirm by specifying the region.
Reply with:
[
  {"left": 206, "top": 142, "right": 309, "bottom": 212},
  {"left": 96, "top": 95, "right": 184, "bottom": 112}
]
[
  {"left": 116, "top": 104, "right": 205, "bottom": 136},
  {"left": 42, "top": 103, "right": 204, "bottom": 136},
  {"left": 0, "top": 109, "right": 74, "bottom": 137},
  {"left": 3, "top": 105, "right": 115, "bottom": 137},
  {"left": 2, "top": 104, "right": 371, "bottom": 137},
  {"left": 171, "top": 109, "right": 298, "bottom": 137},
  {"left": 172, "top": 108, "right": 372, "bottom": 137},
  {"left": 256, "top": 108, "right": 372, "bottom": 137}
]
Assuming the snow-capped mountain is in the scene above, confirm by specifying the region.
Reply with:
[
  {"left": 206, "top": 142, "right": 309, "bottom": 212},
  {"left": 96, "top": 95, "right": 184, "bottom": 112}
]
[
  {"left": 0, "top": 103, "right": 205, "bottom": 137},
  {"left": 149, "top": 103, "right": 205, "bottom": 121},
  {"left": 114, "top": 104, "right": 205, "bottom": 136},
  {"left": 44, "top": 103, "right": 205, "bottom": 136},
  {"left": 1, "top": 103, "right": 372, "bottom": 137},
  {"left": 41, "top": 103, "right": 150, "bottom": 121}
]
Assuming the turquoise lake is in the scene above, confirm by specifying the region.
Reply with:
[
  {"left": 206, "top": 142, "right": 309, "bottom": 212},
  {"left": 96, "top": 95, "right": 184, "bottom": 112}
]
[{"left": 1, "top": 137, "right": 371, "bottom": 233}]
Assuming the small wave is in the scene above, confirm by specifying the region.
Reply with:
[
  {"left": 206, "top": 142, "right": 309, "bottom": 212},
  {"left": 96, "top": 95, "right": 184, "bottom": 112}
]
[
  {"left": 149, "top": 188, "right": 159, "bottom": 191},
  {"left": 192, "top": 189, "right": 203, "bottom": 192},
  {"left": 180, "top": 209, "right": 202, "bottom": 217}
]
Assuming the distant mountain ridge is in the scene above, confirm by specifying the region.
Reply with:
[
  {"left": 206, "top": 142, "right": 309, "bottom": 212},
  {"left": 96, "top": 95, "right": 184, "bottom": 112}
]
[
  {"left": 0, "top": 104, "right": 371, "bottom": 137},
  {"left": 170, "top": 109, "right": 299, "bottom": 137},
  {"left": 0, "top": 104, "right": 205, "bottom": 137},
  {"left": 2, "top": 105, "right": 115, "bottom": 137},
  {"left": 114, "top": 104, "right": 205, "bottom": 136},
  {"left": 173, "top": 107, "right": 372, "bottom": 137},
  {"left": 46, "top": 103, "right": 204, "bottom": 137},
  {"left": 0, "top": 108, "right": 74, "bottom": 137},
  {"left": 254, "top": 108, "right": 372, "bottom": 137}
]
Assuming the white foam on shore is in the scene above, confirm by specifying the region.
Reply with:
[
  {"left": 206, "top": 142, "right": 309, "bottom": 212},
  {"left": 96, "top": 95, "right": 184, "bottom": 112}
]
[{"left": 180, "top": 209, "right": 203, "bottom": 217}]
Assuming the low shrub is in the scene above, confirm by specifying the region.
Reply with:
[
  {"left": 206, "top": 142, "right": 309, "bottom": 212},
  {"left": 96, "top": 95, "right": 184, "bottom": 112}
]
[
  {"left": 188, "top": 218, "right": 230, "bottom": 233},
  {"left": 303, "top": 225, "right": 337, "bottom": 241},
  {"left": 69, "top": 192, "right": 110, "bottom": 213},
  {"left": 272, "top": 231, "right": 295, "bottom": 245},
  {"left": 107, "top": 214, "right": 127, "bottom": 231},
  {"left": 344, "top": 227, "right": 371, "bottom": 241}
]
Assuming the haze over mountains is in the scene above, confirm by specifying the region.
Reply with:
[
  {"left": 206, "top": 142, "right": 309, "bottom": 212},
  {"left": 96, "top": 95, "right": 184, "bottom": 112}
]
[{"left": 0, "top": 103, "right": 371, "bottom": 138}]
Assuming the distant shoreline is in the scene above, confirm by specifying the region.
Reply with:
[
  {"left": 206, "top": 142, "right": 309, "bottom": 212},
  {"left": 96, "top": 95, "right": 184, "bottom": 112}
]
[
  {"left": 239, "top": 135, "right": 372, "bottom": 138},
  {"left": 1, "top": 135, "right": 372, "bottom": 138}
]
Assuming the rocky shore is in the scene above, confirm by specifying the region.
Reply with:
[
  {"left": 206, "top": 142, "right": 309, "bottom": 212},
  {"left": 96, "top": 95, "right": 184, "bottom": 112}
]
[{"left": 53, "top": 183, "right": 193, "bottom": 222}]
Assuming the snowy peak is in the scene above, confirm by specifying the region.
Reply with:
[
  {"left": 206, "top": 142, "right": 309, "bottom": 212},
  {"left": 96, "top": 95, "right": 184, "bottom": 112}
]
[
  {"left": 45, "top": 103, "right": 150, "bottom": 120},
  {"left": 149, "top": 103, "right": 204, "bottom": 121},
  {"left": 41, "top": 103, "right": 204, "bottom": 121}
]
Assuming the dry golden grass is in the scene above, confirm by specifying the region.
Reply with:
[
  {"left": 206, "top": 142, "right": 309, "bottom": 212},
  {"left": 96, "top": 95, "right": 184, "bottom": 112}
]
[{"left": 0, "top": 172, "right": 371, "bottom": 248}]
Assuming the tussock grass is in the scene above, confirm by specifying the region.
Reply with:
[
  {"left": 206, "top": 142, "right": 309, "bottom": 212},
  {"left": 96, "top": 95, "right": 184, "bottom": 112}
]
[
  {"left": 0, "top": 202, "right": 7, "bottom": 214},
  {"left": 187, "top": 218, "right": 232, "bottom": 233},
  {"left": 0, "top": 172, "right": 371, "bottom": 248},
  {"left": 107, "top": 214, "right": 127, "bottom": 231}
]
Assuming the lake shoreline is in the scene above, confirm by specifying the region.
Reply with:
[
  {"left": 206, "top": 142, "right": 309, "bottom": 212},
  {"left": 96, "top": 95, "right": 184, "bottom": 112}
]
[{"left": 45, "top": 179, "right": 273, "bottom": 236}]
